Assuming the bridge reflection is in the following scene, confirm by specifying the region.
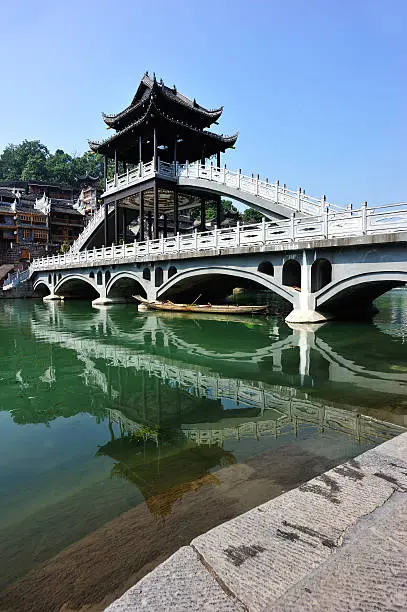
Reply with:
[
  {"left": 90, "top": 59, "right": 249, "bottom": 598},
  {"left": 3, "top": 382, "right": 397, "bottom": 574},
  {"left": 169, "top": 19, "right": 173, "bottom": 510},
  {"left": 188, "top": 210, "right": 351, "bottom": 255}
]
[{"left": 27, "top": 302, "right": 406, "bottom": 442}]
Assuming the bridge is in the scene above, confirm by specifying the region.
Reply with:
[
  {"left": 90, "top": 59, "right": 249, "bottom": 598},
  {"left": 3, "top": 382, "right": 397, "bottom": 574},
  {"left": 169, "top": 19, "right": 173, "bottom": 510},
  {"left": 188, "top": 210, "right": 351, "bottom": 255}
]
[
  {"left": 21, "top": 176, "right": 407, "bottom": 322},
  {"left": 4, "top": 73, "right": 407, "bottom": 322}
]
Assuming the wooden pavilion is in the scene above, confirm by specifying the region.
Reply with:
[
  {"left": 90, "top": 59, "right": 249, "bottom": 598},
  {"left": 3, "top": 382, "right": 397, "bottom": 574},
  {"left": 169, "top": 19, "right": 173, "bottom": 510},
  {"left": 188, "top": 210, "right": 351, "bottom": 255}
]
[{"left": 89, "top": 72, "right": 238, "bottom": 243}]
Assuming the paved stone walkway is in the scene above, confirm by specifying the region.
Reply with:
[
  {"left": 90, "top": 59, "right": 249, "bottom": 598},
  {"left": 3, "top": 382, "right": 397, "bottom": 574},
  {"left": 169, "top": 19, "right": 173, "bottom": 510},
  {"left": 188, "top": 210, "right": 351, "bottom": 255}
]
[{"left": 106, "top": 433, "right": 407, "bottom": 611}]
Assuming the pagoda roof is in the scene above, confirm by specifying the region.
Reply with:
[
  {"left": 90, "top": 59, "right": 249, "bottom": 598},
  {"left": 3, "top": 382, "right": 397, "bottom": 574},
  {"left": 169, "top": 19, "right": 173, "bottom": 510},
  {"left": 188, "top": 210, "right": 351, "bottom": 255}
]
[
  {"left": 89, "top": 93, "right": 237, "bottom": 164},
  {"left": 102, "top": 73, "right": 223, "bottom": 131}
]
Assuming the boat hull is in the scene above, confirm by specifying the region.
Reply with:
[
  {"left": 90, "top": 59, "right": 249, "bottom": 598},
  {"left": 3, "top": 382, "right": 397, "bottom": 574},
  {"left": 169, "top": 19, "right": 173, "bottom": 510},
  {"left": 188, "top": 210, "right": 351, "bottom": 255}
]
[{"left": 134, "top": 296, "right": 268, "bottom": 315}]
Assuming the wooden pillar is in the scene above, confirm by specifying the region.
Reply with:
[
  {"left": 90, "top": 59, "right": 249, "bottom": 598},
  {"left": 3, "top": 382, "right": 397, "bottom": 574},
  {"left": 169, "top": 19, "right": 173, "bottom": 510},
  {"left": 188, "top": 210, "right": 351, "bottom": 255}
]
[
  {"left": 153, "top": 127, "right": 157, "bottom": 171},
  {"left": 139, "top": 191, "right": 145, "bottom": 241},
  {"left": 153, "top": 181, "right": 159, "bottom": 239},
  {"left": 174, "top": 137, "right": 177, "bottom": 166},
  {"left": 104, "top": 202, "right": 108, "bottom": 246},
  {"left": 163, "top": 214, "right": 167, "bottom": 238},
  {"left": 122, "top": 207, "right": 127, "bottom": 242},
  {"left": 216, "top": 196, "right": 222, "bottom": 228},
  {"left": 114, "top": 149, "right": 118, "bottom": 175},
  {"left": 103, "top": 156, "right": 108, "bottom": 181},
  {"left": 123, "top": 161, "right": 127, "bottom": 173},
  {"left": 173, "top": 186, "right": 179, "bottom": 235},
  {"left": 114, "top": 201, "right": 119, "bottom": 244},
  {"left": 216, "top": 151, "right": 221, "bottom": 169},
  {"left": 147, "top": 211, "right": 153, "bottom": 240},
  {"left": 200, "top": 198, "right": 206, "bottom": 231}
]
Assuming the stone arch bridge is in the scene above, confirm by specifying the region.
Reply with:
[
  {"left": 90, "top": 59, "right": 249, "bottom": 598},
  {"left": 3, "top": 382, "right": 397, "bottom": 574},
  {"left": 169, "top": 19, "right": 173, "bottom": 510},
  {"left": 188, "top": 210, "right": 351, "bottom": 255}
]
[{"left": 31, "top": 227, "right": 407, "bottom": 322}]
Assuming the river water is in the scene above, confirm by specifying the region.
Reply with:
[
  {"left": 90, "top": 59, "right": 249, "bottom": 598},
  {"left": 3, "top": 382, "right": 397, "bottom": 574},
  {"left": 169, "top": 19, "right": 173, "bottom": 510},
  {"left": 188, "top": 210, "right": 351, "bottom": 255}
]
[{"left": 0, "top": 291, "right": 406, "bottom": 611}]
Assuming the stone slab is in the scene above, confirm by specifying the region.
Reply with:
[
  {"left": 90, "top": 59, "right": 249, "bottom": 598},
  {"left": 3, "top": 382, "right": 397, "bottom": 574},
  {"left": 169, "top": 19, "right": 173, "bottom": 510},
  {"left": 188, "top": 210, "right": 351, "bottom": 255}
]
[
  {"left": 106, "top": 433, "right": 407, "bottom": 611},
  {"left": 191, "top": 433, "right": 407, "bottom": 611},
  {"left": 105, "top": 546, "right": 244, "bottom": 612},
  {"left": 272, "top": 491, "right": 407, "bottom": 611}
]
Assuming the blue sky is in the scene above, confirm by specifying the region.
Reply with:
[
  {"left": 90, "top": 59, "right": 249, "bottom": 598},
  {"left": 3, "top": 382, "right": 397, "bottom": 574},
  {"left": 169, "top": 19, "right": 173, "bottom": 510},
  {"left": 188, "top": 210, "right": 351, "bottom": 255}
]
[{"left": 1, "top": 0, "right": 406, "bottom": 206}]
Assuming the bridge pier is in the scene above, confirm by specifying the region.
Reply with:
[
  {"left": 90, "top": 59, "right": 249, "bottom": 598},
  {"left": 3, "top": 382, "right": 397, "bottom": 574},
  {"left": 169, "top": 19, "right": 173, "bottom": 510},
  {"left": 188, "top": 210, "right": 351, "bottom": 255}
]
[{"left": 285, "top": 251, "right": 334, "bottom": 323}]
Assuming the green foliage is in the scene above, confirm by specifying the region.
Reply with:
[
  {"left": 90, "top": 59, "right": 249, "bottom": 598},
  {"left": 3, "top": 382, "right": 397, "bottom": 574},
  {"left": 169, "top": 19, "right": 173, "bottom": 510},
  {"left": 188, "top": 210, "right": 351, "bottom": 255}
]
[
  {"left": 242, "top": 208, "right": 264, "bottom": 223},
  {"left": 189, "top": 198, "right": 241, "bottom": 221},
  {"left": 60, "top": 241, "right": 70, "bottom": 254},
  {"left": 0, "top": 139, "right": 104, "bottom": 186}
]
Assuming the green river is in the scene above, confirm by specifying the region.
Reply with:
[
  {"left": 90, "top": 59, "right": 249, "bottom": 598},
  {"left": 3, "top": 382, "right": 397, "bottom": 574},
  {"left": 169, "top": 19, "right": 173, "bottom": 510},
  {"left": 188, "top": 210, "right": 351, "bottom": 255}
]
[{"left": 0, "top": 290, "right": 406, "bottom": 611}]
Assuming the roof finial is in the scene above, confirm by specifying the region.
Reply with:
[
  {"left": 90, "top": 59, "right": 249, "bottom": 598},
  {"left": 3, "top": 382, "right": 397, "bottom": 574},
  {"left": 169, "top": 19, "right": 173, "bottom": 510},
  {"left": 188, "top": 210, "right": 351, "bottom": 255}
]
[
  {"left": 160, "top": 78, "right": 164, "bottom": 86},
  {"left": 173, "top": 84, "right": 177, "bottom": 94},
  {"left": 153, "top": 72, "right": 156, "bottom": 82},
  {"left": 145, "top": 70, "right": 149, "bottom": 76}
]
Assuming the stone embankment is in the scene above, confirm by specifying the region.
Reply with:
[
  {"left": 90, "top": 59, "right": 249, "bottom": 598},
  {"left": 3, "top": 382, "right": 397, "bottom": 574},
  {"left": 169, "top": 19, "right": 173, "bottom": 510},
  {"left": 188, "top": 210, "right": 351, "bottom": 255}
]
[
  {"left": 0, "top": 281, "right": 34, "bottom": 299},
  {"left": 106, "top": 432, "right": 407, "bottom": 611}
]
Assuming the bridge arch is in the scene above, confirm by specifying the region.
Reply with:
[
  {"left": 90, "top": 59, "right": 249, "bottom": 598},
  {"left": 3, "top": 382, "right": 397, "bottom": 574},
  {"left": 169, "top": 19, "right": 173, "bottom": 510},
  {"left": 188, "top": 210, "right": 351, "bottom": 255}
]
[
  {"left": 315, "top": 271, "right": 407, "bottom": 317},
  {"left": 157, "top": 266, "right": 297, "bottom": 307},
  {"left": 54, "top": 274, "right": 100, "bottom": 300},
  {"left": 311, "top": 258, "right": 332, "bottom": 292},
  {"left": 106, "top": 271, "right": 148, "bottom": 300},
  {"left": 257, "top": 261, "right": 274, "bottom": 276},
  {"left": 33, "top": 280, "right": 51, "bottom": 297},
  {"left": 282, "top": 259, "right": 301, "bottom": 288}
]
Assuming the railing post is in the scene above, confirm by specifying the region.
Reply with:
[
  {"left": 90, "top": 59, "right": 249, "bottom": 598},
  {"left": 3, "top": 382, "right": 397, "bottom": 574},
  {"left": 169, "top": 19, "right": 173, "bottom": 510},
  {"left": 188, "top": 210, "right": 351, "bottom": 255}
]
[
  {"left": 297, "top": 188, "right": 302, "bottom": 212},
  {"left": 223, "top": 163, "right": 227, "bottom": 184},
  {"left": 210, "top": 162, "right": 213, "bottom": 181},
  {"left": 214, "top": 225, "right": 218, "bottom": 249},
  {"left": 112, "top": 243, "right": 115, "bottom": 260},
  {"left": 262, "top": 217, "right": 266, "bottom": 243},
  {"left": 127, "top": 168, "right": 129, "bottom": 184},
  {"left": 324, "top": 205, "right": 329, "bottom": 239},
  {"left": 194, "top": 228, "right": 198, "bottom": 251},
  {"left": 321, "top": 194, "right": 326, "bottom": 213},
  {"left": 146, "top": 238, "right": 150, "bottom": 256},
  {"left": 362, "top": 201, "right": 368, "bottom": 235},
  {"left": 290, "top": 213, "right": 295, "bottom": 241},
  {"left": 176, "top": 232, "right": 180, "bottom": 252},
  {"left": 161, "top": 233, "right": 165, "bottom": 253},
  {"left": 275, "top": 179, "right": 279, "bottom": 204},
  {"left": 133, "top": 239, "right": 137, "bottom": 256},
  {"left": 186, "top": 160, "right": 189, "bottom": 178},
  {"left": 238, "top": 169, "right": 241, "bottom": 190},
  {"left": 236, "top": 221, "right": 240, "bottom": 246},
  {"left": 256, "top": 174, "right": 259, "bottom": 196}
]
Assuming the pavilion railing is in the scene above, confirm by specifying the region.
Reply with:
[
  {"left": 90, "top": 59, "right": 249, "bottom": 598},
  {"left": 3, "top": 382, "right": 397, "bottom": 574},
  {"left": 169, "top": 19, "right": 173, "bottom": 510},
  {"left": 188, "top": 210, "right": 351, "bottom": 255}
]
[
  {"left": 103, "top": 158, "right": 343, "bottom": 216},
  {"left": 29, "top": 202, "right": 407, "bottom": 273}
]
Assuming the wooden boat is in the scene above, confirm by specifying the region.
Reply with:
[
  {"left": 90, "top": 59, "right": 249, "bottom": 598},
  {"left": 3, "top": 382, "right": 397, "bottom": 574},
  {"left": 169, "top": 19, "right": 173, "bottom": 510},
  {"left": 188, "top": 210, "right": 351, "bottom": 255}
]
[{"left": 134, "top": 295, "right": 268, "bottom": 315}]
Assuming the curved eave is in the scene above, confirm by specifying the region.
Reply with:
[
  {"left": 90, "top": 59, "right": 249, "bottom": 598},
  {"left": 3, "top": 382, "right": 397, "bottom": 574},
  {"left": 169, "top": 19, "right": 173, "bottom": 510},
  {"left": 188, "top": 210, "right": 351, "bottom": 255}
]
[
  {"left": 103, "top": 79, "right": 224, "bottom": 129},
  {"left": 89, "top": 101, "right": 238, "bottom": 155}
]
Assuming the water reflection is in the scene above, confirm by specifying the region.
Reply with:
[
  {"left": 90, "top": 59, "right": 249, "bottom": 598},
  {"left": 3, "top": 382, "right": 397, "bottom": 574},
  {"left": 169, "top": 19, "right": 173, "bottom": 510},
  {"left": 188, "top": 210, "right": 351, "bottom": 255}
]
[{"left": 0, "top": 295, "right": 406, "bottom": 610}]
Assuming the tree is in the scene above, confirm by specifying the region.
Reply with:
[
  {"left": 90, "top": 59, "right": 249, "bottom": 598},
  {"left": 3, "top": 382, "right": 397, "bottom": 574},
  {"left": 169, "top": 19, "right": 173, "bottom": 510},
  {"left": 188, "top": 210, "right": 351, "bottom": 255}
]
[
  {"left": 0, "top": 140, "right": 104, "bottom": 187},
  {"left": 0, "top": 140, "right": 49, "bottom": 181},
  {"left": 189, "top": 198, "right": 240, "bottom": 222},
  {"left": 242, "top": 208, "right": 264, "bottom": 223}
]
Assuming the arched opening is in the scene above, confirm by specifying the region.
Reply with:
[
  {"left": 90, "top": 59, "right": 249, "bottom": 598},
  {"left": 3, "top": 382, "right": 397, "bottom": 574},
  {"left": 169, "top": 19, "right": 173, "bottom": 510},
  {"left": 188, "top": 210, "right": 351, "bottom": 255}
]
[
  {"left": 34, "top": 282, "right": 51, "bottom": 298},
  {"left": 107, "top": 275, "right": 147, "bottom": 301},
  {"left": 143, "top": 267, "right": 151, "bottom": 281},
  {"left": 97, "top": 271, "right": 103, "bottom": 285},
  {"left": 159, "top": 272, "right": 292, "bottom": 314},
  {"left": 168, "top": 265, "right": 177, "bottom": 279},
  {"left": 311, "top": 259, "right": 332, "bottom": 292},
  {"left": 105, "top": 270, "right": 111, "bottom": 283},
  {"left": 258, "top": 261, "right": 274, "bottom": 276},
  {"left": 319, "top": 280, "right": 405, "bottom": 320},
  {"left": 89, "top": 271, "right": 95, "bottom": 279},
  {"left": 48, "top": 274, "right": 52, "bottom": 285},
  {"left": 282, "top": 259, "right": 301, "bottom": 289},
  {"left": 56, "top": 278, "right": 99, "bottom": 301},
  {"left": 58, "top": 273, "right": 62, "bottom": 281},
  {"left": 155, "top": 267, "right": 163, "bottom": 287}
]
